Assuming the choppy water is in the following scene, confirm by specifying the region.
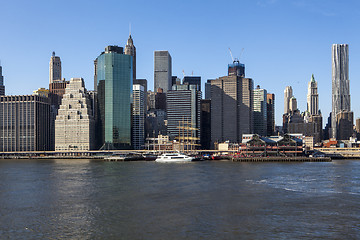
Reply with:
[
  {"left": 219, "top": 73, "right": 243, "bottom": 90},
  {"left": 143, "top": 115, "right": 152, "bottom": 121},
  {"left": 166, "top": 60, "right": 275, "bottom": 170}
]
[{"left": 0, "top": 159, "right": 360, "bottom": 239}]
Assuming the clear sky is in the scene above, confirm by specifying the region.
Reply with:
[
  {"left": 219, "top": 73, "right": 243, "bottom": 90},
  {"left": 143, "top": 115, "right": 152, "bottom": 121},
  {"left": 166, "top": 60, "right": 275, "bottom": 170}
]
[{"left": 1, "top": 0, "right": 360, "bottom": 126}]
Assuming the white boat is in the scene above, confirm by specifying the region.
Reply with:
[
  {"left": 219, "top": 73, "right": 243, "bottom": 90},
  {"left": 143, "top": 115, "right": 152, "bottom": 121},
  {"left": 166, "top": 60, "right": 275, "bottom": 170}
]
[{"left": 155, "top": 153, "right": 194, "bottom": 163}]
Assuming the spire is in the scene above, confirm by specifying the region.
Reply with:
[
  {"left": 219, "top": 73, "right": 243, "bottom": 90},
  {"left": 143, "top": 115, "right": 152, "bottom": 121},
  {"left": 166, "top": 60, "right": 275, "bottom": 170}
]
[{"left": 311, "top": 74, "right": 315, "bottom": 82}]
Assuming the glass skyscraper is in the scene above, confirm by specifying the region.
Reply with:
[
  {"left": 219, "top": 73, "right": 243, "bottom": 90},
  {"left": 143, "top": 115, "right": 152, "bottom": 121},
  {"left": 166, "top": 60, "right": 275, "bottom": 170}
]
[{"left": 95, "top": 46, "right": 133, "bottom": 149}]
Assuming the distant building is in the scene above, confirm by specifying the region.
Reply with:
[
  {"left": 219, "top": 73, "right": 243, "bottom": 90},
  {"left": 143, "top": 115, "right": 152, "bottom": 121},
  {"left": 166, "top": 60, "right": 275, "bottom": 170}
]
[
  {"left": 200, "top": 99, "right": 211, "bottom": 149},
  {"left": 55, "top": 78, "right": 95, "bottom": 151},
  {"left": 49, "top": 51, "right": 62, "bottom": 84},
  {"left": 134, "top": 79, "right": 148, "bottom": 119},
  {"left": 210, "top": 75, "right": 253, "bottom": 144},
  {"left": 147, "top": 90, "right": 156, "bottom": 110},
  {"left": 124, "top": 34, "right": 136, "bottom": 80},
  {"left": 228, "top": 60, "right": 245, "bottom": 77},
  {"left": 332, "top": 44, "right": 350, "bottom": 139},
  {"left": 253, "top": 85, "right": 267, "bottom": 136},
  {"left": 183, "top": 76, "right": 201, "bottom": 91},
  {"left": 284, "top": 86, "right": 293, "bottom": 114},
  {"left": 205, "top": 79, "right": 212, "bottom": 99},
  {"left": 0, "top": 95, "right": 51, "bottom": 151},
  {"left": 0, "top": 64, "right": 5, "bottom": 95},
  {"left": 155, "top": 88, "right": 166, "bottom": 110},
  {"left": 132, "top": 84, "right": 145, "bottom": 149},
  {"left": 307, "top": 74, "right": 319, "bottom": 115},
  {"left": 154, "top": 51, "right": 172, "bottom": 92},
  {"left": 95, "top": 45, "right": 132, "bottom": 149},
  {"left": 336, "top": 110, "right": 353, "bottom": 140},
  {"left": 167, "top": 84, "right": 201, "bottom": 143},
  {"left": 145, "top": 109, "right": 167, "bottom": 137},
  {"left": 266, "top": 93, "right": 275, "bottom": 136},
  {"left": 172, "top": 76, "right": 181, "bottom": 87}
]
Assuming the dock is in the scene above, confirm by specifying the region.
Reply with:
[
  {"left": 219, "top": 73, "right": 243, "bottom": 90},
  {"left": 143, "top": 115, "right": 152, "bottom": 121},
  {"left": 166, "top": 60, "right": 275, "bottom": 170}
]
[{"left": 232, "top": 156, "right": 332, "bottom": 162}]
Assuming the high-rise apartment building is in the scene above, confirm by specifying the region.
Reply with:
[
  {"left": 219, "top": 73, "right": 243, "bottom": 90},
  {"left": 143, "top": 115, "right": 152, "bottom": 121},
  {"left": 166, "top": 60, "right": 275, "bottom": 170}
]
[
  {"left": 307, "top": 74, "right": 319, "bottom": 116},
  {"left": 0, "top": 64, "right": 5, "bottom": 95},
  {"left": 284, "top": 86, "right": 293, "bottom": 114},
  {"left": 167, "top": 84, "right": 201, "bottom": 143},
  {"left": 0, "top": 95, "right": 51, "bottom": 151},
  {"left": 154, "top": 51, "right": 172, "bottom": 92},
  {"left": 266, "top": 93, "right": 275, "bottom": 136},
  {"left": 95, "top": 45, "right": 132, "bottom": 149},
  {"left": 124, "top": 34, "right": 136, "bottom": 80},
  {"left": 332, "top": 44, "right": 350, "bottom": 139},
  {"left": 211, "top": 75, "right": 253, "bottom": 144},
  {"left": 132, "top": 84, "right": 145, "bottom": 149},
  {"left": 253, "top": 85, "right": 267, "bottom": 136},
  {"left": 49, "top": 51, "right": 62, "bottom": 84},
  {"left": 55, "top": 78, "right": 95, "bottom": 151}
]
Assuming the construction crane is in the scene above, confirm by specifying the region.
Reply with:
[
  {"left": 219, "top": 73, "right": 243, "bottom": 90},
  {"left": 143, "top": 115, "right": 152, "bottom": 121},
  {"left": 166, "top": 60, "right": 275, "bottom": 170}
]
[
  {"left": 228, "top": 48, "right": 234, "bottom": 62},
  {"left": 228, "top": 47, "right": 244, "bottom": 63}
]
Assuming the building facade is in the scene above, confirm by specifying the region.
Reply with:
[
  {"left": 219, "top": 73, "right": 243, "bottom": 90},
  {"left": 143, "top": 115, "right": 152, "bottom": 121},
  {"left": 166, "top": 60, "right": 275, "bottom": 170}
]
[
  {"left": 95, "top": 45, "right": 133, "bottom": 149},
  {"left": 55, "top": 78, "right": 95, "bottom": 151},
  {"left": 183, "top": 76, "right": 201, "bottom": 91},
  {"left": 266, "top": 93, "right": 275, "bottom": 136},
  {"left": 307, "top": 74, "right": 319, "bottom": 116},
  {"left": 0, "top": 64, "right": 5, "bottom": 95},
  {"left": 284, "top": 86, "right": 293, "bottom": 114},
  {"left": 253, "top": 85, "right": 267, "bottom": 136},
  {"left": 336, "top": 110, "right": 353, "bottom": 140},
  {"left": 211, "top": 75, "right": 253, "bottom": 144},
  {"left": 0, "top": 95, "right": 51, "bottom": 151},
  {"left": 154, "top": 51, "right": 172, "bottom": 92},
  {"left": 200, "top": 99, "right": 211, "bottom": 149},
  {"left": 167, "top": 84, "right": 201, "bottom": 143},
  {"left": 132, "top": 84, "right": 145, "bottom": 149},
  {"left": 49, "top": 51, "right": 62, "bottom": 84},
  {"left": 332, "top": 44, "right": 350, "bottom": 139}
]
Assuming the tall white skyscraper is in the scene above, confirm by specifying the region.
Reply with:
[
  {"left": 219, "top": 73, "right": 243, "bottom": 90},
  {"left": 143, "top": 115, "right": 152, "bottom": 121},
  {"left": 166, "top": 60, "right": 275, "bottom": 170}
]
[
  {"left": 49, "top": 51, "right": 62, "bottom": 83},
  {"left": 154, "top": 51, "right": 172, "bottom": 92},
  {"left": 331, "top": 44, "right": 350, "bottom": 139},
  {"left": 284, "top": 86, "right": 293, "bottom": 114},
  {"left": 132, "top": 84, "right": 145, "bottom": 150},
  {"left": 253, "top": 85, "right": 267, "bottom": 136},
  {"left": 307, "top": 74, "right": 319, "bottom": 116}
]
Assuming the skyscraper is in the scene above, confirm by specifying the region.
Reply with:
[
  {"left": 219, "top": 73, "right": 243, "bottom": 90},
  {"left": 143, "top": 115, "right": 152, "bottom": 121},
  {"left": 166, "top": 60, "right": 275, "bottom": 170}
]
[
  {"left": 307, "top": 74, "right": 319, "bottom": 116},
  {"left": 124, "top": 34, "right": 136, "bottom": 80},
  {"left": 95, "top": 45, "right": 133, "bottom": 149},
  {"left": 0, "top": 95, "right": 51, "bottom": 151},
  {"left": 284, "top": 86, "right": 293, "bottom": 114},
  {"left": 253, "top": 85, "right": 267, "bottom": 136},
  {"left": 49, "top": 51, "right": 61, "bottom": 83},
  {"left": 132, "top": 84, "right": 145, "bottom": 149},
  {"left": 55, "top": 78, "right": 95, "bottom": 151},
  {"left": 211, "top": 75, "right": 253, "bottom": 144},
  {"left": 332, "top": 44, "right": 350, "bottom": 139},
  {"left": 0, "top": 64, "right": 5, "bottom": 95},
  {"left": 266, "top": 93, "right": 275, "bottom": 136},
  {"left": 183, "top": 76, "right": 201, "bottom": 91},
  {"left": 154, "top": 51, "right": 172, "bottom": 92}
]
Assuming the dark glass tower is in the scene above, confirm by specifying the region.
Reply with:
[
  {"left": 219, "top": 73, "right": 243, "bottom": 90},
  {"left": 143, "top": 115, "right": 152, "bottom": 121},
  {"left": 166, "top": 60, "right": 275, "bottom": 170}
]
[
  {"left": 95, "top": 46, "right": 133, "bottom": 149},
  {"left": 0, "top": 64, "right": 4, "bottom": 95}
]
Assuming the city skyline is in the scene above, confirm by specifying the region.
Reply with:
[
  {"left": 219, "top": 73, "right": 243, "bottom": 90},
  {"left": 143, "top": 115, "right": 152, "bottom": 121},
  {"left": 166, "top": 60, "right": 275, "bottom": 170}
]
[{"left": 1, "top": 1, "right": 360, "bottom": 126}]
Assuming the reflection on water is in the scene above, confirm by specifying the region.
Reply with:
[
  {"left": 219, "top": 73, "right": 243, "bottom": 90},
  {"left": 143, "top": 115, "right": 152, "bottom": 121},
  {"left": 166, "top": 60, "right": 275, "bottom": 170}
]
[{"left": 0, "top": 160, "right": 360, "bottom": 239}]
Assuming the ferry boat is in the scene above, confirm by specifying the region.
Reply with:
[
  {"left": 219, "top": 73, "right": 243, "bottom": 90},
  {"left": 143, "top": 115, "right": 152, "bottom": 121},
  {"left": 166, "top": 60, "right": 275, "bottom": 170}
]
[{"left": 155, "top": 153, "right": 194, "bottom": 163}]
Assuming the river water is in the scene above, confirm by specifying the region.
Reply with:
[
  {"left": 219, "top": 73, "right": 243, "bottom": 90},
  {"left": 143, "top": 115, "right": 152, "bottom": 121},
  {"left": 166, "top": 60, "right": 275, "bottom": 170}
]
[{"left": 0, "top": 159, "right": 359, "bottom": 239}]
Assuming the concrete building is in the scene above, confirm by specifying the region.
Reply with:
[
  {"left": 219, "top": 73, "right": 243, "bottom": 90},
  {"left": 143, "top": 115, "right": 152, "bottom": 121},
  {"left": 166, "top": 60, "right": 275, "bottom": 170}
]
[
  {"left": 289, "top": 96, "right": 297, "bottom": 112},
  {"left": 95, "top": 45, "right": 132, "bottom": 149},
  {"left": 155, "top": 88, "right": 166, "bottom": 110},
  {"left": 205, "top": 79, "right": 212, "bottom": 99},
  {"left": 200, "top": 99, "right": 211, "bottom": 149},
  {"left": 332, "top": 44, "right": 350, "bottom": 139},
  {"left": 124, "top": 34, "right": 136, "bottom": 80},
  {"left": 147, "top": 90, "right": 156, "bottom": 110},
  {"left": 266, "top": 93, "right": 275, "bottom": 136},
  {"left": 0, "top": 95, "right": 51, "bottom": 151},
  {"left": 253, "top": 85, "right": 267, "bottom": 136},
  {"left": 132, "top": 84, "right": 145, "bottom": 149},
  {"left": 55, "top": 78, "right": 95, "bottom": 151},
  {"left": 284, "top": 86, "right": 293, "bottom": 114},
  {"left": 49, "top": 51, "right": 62, "bottom": 84},
  {"left": 307, "top": 74, "right": 319, "bottom": 116},
  {"left": 336, "top": 110, "right": 353, "bottom": 140},
  {"left": 167, "top": 84, "right": 201, "bottom": 143},
  {"left": 154, "top": 51, "right": 172, "bottom": 92},
  {"left": 210, "top": 75, "right": 253, "bottom": 144},
  {"left": 0, "top": 64, "right": 5, "bottom": 95},
  {"left": 145, "top": 109, "right": 167, "bottom": 138}
]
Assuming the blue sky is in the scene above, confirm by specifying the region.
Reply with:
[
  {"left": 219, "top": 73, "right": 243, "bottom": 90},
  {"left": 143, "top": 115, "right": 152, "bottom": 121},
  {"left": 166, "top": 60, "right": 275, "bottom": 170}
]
[{"left": 1, "top": 0, "right": 360, "bottom": 126}]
